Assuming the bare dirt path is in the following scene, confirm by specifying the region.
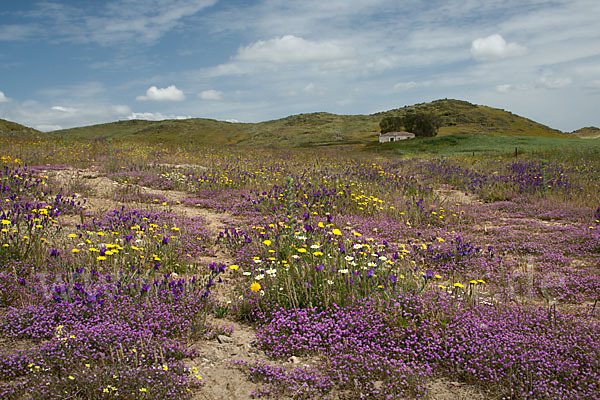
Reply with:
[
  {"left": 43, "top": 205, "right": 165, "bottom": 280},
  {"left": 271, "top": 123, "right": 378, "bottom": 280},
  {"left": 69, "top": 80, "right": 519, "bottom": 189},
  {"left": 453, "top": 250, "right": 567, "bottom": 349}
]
[
  {"left": 433, "top": 187, "right": 481, "bottom": 206},
  {"left": 188, "top": 318, "right": 296, "bottom": 400}
]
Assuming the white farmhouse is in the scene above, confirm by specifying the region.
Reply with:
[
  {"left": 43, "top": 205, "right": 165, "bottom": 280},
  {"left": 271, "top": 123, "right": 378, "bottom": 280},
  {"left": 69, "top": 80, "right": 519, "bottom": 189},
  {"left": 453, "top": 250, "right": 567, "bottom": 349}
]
[{"left": 379, "top": 131, "right": 415, "bottom": 143}]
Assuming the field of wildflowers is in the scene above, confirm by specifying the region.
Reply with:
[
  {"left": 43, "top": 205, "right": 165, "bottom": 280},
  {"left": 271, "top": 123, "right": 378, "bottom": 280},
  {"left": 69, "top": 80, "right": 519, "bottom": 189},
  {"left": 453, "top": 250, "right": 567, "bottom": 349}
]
[{"left": 0, "top": 137, "right": 599, "bottom": 399}]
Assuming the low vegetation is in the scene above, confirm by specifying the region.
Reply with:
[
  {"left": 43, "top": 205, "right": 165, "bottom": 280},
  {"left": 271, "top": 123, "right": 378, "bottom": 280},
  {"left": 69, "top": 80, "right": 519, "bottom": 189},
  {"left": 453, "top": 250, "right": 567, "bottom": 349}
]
[
  {"left": 371, "top": 133, "right": 600, "bottom": 156},
  {"left": 0, "top": 131, "right": 599, "bottom": 399}
]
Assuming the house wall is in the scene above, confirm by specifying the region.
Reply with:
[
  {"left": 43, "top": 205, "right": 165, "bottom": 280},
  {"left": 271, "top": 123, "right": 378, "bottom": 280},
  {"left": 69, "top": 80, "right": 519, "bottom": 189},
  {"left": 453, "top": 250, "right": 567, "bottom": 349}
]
[{"left": 379, "top": 134, "right": 413, "bottom": 143}]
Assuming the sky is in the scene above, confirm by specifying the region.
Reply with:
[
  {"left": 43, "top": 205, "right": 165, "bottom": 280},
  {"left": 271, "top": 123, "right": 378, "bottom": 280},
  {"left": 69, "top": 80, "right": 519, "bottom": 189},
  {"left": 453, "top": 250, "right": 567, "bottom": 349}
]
[{"left": 0, "top": 0, "right": 599, "bottom": 132}]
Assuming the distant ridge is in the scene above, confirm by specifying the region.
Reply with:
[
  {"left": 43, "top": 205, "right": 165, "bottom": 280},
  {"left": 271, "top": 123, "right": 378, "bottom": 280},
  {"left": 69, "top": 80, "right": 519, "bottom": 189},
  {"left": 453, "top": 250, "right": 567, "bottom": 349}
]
[
  {"left": 571, "top": 126, "right": 600, "bottom": 138},
  {"left": 0, "top": 119, "right": 41, "bottom": 138},
  {"left": 41, "top": 99, "right": 570, "bottom": 147}
]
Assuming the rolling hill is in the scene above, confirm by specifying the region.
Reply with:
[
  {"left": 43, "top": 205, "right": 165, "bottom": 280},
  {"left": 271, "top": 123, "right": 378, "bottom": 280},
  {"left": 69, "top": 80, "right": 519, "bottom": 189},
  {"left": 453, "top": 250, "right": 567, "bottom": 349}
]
[
  {"left": 0, "top": 119, "right": 41, "bottom": 138},
  {"left": 42, "top": 99, "right": 570, "bottom": 147}
]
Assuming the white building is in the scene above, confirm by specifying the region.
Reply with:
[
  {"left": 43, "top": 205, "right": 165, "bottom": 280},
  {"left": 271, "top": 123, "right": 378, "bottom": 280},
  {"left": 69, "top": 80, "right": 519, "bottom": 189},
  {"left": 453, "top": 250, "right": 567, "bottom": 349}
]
[{"left": 379, "top": 131, "right": 415, "bottom": 143}]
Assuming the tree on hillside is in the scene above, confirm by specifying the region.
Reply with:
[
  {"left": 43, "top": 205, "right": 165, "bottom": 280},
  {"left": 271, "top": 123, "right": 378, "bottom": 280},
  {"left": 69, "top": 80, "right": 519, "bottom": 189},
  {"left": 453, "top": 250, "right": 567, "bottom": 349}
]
[
  {"left": 380, "top": 112, "right": 441, "bottom": 137},
  {"left": 379, "top": 116, "right": 403, "bottom": 133},
  {"left": 403, "top": 112, "right": 441, "bottom": 137}
]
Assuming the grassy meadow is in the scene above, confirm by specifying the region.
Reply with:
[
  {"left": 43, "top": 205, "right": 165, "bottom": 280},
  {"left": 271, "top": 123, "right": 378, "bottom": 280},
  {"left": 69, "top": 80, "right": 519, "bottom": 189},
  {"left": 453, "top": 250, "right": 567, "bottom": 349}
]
[
  {"left": 373, "top": 134, "right": 600, "bottom": 157},
  {"left": 0, "top": 127, "right": 599, "bottom": 399}
]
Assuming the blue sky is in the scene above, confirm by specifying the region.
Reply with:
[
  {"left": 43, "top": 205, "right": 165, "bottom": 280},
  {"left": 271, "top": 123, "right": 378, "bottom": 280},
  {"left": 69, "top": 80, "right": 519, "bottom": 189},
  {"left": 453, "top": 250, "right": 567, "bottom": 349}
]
[{"left": 1, "top": 0, "right": 599, "bottom": 132}]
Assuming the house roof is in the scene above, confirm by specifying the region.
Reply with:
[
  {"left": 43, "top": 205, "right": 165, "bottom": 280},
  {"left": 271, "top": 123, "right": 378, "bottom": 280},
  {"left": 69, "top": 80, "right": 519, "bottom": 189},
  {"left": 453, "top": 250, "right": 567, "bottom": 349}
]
[{"left": 379, "top": 131, "right": 414, "bottom": 136}]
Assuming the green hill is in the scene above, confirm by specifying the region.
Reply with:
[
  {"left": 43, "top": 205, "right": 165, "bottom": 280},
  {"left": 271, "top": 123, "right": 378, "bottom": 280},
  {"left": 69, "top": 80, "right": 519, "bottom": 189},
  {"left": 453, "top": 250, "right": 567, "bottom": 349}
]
[
  {"left": 48, "top": 99, "right": 568, "bottom": 147},
  {"left": 0, "top": 119, "right": 41, "bottom": 138},
  {"left": 49, "top": 112, "right": 376, "bottom": 147},
  {"left": 571, "top": 126, "right": 600, "bottom": 139},
  {"left": 383, "top": 99, "right": 565, "bottom": 137}
]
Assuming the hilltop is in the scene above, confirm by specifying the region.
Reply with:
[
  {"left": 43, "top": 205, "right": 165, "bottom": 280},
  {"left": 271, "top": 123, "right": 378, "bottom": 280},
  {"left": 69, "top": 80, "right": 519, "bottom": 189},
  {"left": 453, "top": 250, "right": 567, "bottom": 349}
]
[
  {"left": 42, "top": 99, "right": 568, "bottom": 147},
  {"left": 0, "top": 119, "right": 41, "bottom": 138},
  {"left": 383, "top": 99, "right": 565, "bottom": 137}
]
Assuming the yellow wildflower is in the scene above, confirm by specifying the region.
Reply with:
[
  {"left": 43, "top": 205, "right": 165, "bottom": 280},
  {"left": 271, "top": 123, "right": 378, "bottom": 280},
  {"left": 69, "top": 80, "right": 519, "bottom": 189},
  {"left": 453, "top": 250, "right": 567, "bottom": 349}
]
[{"left": 250, "top": 282, "right": 261, "bottom": 292}]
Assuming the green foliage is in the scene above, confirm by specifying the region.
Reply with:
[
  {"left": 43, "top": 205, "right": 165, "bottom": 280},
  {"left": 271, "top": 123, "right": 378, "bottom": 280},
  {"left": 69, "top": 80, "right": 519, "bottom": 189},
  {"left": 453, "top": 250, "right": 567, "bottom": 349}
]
[
  {"left": 379, "top": 116, "right": 404, "bottom": 133},
  {"left": 402, "top": 112, "right": 442, "bottom": 137}
]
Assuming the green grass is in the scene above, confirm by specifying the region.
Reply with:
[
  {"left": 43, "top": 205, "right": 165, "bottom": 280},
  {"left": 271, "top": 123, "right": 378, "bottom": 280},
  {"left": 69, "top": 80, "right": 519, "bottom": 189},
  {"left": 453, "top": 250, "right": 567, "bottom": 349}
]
[{"left": 370, "top": 134, "right": 600, "bottom": 157}]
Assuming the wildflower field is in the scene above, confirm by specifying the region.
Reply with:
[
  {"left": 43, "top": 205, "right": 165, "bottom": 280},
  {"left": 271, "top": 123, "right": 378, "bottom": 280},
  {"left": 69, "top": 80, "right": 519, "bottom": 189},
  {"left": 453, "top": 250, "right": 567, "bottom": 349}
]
[{"left": 0, "top": 137, "right": 599, "bottom": 399}]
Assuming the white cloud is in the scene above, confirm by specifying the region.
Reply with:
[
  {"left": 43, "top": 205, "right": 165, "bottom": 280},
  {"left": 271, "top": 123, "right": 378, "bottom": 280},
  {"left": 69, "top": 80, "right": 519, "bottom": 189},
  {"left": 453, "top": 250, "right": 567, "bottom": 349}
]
[
  {"left": 393, "top": 81, "right": 433, "bottom": 91},
  {"left": 236, "top": 35, "right": 353, "bottom": 64},
  {"left": 36, "top": 124, "right": 62, "bottom": 131},
  {"left": 536, "top": 75, "right": 572, "bottom": 89},
  {"left": 301, "top": 82, "right": 327, "bottom": 96},
  {"left": 113, "top": 104, "right": 131, "bottom": 114},
  {"left": 574, "top": 64, "right": 600, "bottom": 77},
  {"left": 303, "top": 83, "right": 315, "bottom": 93},
  {"left": 127, "top": 112, "right": 190, "bottom": 120},
  {"left": 0, "top": 91, "right": 8, "bottom": 102},
  {"left": 51, "top": 105, "right": 77, "bottom": 113},
  {"left": 471, "top": 34, "right": 527, "bottom": 61},
  {"left": 0, "top": 24, "right": 40, "bottom": 41},
  {"left": 39, "top": 82, "right": 106, "bottom": 99},
  {"left": 198, "top": 89, "right": 223, "bottom": 100},
  {"left": 19, "top": 0, "right": 218, "bottom": 46},
  {"left": 136, "top": 85, "right": 185, "bottom": 101},
  {"left": 1, "top": 100, "right": 133, "bottom": 130},
  {"left": 496, "top": 83, "right": 530, "bottom": 93},
  {"left": 495, "top": 75, "right": 572, "bottom": 94},
  {"left": 196, "top": 35, "right": 359, "bottom": 80},
  {"left": 407, "top": 28, "right": 473, "bottom": 51}
]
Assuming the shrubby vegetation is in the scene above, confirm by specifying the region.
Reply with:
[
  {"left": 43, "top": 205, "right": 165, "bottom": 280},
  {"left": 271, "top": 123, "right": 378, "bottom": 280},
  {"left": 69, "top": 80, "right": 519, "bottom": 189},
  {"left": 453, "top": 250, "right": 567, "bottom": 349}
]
[{"left": 379, "top": 112, "right": 441, "bottom": 137}]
